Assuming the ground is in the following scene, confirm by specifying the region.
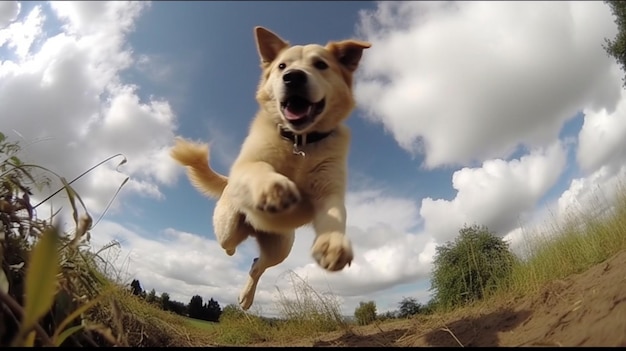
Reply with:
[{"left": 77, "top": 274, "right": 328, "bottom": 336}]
[{"left": 258, "top": 250, "right": 626, "bottom": 347}]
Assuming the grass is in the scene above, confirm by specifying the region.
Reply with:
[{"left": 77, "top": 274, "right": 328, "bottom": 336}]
[
  {"left": 185, "top": 317, "right": 219, "bottom": 330},
  {"left": 503, "top": 186, "right": 626, "bottom": 297}
]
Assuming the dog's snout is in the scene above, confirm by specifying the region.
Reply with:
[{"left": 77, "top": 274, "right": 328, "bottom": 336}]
[{"left": 282, "top": 69, "right": 307, "bottom": 87}]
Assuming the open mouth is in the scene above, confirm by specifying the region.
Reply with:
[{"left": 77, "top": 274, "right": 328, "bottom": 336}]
[{"left": 280, "top": 95, "right": 325, "bottom": 129}]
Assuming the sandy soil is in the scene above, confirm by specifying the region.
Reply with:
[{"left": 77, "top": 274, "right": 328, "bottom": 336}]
[{"left": 266, "top": 250, "right": 626, "bottom": 347}]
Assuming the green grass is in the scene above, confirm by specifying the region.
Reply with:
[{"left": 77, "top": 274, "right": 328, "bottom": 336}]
[
  {"left": 502, "top": 185, "right": 626, "bottom": 297},
  {"left": 185, "top": 317, "right": 219, "bottom": 330}
]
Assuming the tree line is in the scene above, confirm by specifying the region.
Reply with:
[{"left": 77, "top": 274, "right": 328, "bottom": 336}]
[{"left": 129, "top": 281, "right": 222, "bottom": 322}]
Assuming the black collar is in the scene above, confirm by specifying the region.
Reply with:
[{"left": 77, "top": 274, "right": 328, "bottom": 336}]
[{"left": 278, "top": 126, "right": 334, "bottom": 147}]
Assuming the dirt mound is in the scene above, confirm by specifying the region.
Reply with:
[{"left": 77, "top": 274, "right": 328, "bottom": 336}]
[{"left": 300, "top": 250, "right": 626, "bottom": 347}]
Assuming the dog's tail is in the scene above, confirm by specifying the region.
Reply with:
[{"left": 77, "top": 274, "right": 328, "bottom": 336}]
[{"left": 170, "top": 137, "right": 228, "bottom": 198}]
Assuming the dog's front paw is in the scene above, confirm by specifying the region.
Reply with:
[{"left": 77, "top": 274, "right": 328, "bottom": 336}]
[
  {"left": 254, "top": 174, "right": 300, "bottom": 213},
  {"left": 311, "top": 233, "right": 353, "bottom": 271}
]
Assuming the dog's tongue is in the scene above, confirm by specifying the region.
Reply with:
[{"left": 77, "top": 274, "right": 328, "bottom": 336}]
[{"left": 284, "top": 98, "right": 312, "bottom": 121}]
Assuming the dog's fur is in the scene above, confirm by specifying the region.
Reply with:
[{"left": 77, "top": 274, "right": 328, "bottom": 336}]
[{"left": 170, "top": 27, "right": 370, "bottom": 310}]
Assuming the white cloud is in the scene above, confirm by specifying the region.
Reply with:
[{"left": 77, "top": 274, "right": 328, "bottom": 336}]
[
  {"left": 578, "top": 89, "right": 626, "bottom": 174},
  {"left": 420, "top": 141, "right": 567, "bottom": 243},
  {"left": 89, "top": 220, "right": 251, "bottom": 306},
  {"left": 1, "top": 2, "right": 180, "bottom": 217},
  {"left": 0, "top": 3, "right": 42, "bottom": 59},
  {"left": 86, "top": 189, "right": 434, "bottom": 317},
  {"left": 355, "top": 1, "right": 620, "bottom": 169},
  {"left": 558, "top": 164, "right": 626, "bottom": 220}
]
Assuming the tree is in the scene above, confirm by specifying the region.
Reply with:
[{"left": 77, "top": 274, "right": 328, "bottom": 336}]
[
  {"left": 188, "top": 295, "right": 204, "bottom": 319},
  {"left": 397, "top": 297, "right": 421, "bottom": 318},
  {"left": 169, "top": 300, "right": 188, "bottom": 316},
  {"left": 161, "top": 292, "right": 171, "bottom": 311},
  {"left": 354, "top": 301, "right": 377, "bottom": 326},
  {"left": 378, "top": 310, "right": 398, "bottom": 321},
  {"left": 430, "top": 224, "right": 517, "bottom": 310},
  {"left": 604, "top": 1, "right": 626, "bottom": 87},
  {"left": 146, "top": 288, "right": 157, "bottom": 304},
  {"left": 130, "top": 279, "right": 143, "bottom": 296},
  {"left": 203, "top": 298, "right": 222, "bottom": 322}
]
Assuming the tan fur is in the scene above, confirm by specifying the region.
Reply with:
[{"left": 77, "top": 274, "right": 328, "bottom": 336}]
[{"left": 171, "top": 27, "right": 370, "bottom": 310}]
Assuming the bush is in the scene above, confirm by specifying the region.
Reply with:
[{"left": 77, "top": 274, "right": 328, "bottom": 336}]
[
  {"left": 397, "top": 297, "right": 421, "bottom": 318},
  {"left": 430, "top": 224, "right": 517, "bottom": 310},
  {"left": 354, "top": 301, "right": 377, "bottom": 326}
]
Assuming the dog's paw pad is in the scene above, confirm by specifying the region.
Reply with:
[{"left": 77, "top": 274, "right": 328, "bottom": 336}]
[
  {"left": 254, "top": 175, "right": 300, "bottom": 213},
  {"left": 311, "top": 233, "right": 353, "bottom": 272}
]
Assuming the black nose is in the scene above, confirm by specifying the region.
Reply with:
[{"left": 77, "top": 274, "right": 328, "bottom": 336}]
[{"left": 282, "top": 69, "right": 307, "bottom": 87}]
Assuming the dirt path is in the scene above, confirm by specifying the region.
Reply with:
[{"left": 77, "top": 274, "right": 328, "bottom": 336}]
[{"left": 269, "top": 250, "right": 626, "bottom": 347}]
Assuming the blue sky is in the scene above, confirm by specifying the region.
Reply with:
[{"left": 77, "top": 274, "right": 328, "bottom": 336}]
[{"left": 2, "top": 1, "right": 626, "bottom": 316}]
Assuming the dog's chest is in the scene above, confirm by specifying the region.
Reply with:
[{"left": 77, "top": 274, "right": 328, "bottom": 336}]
[{"left": 278, "top": 155, "right": 342, "bottom": 200}]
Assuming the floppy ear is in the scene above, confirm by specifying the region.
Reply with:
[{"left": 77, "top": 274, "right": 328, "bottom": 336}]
[
  {"left": 326, "top": 40, "right": 371, "bottom": 72},
  {"left": 254, "top": 26, "right": 289, "bottom": 63}
]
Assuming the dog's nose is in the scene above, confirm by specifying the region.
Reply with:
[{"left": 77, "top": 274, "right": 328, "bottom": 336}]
[{"left": 283, "top": 69, "right": 307, "bottom": 87}]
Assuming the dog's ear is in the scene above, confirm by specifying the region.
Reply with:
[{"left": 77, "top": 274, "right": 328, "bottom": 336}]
[
  {"left": 326, "top": 40, "right": 371, "bottom": 72},
  {"left": 255, "top": 26, "right": 289, "bottom": 63}
]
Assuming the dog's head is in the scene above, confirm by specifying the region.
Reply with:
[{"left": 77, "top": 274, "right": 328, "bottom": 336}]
[{"left": 254, "top": 26, "right": 370, "bottom": 134}]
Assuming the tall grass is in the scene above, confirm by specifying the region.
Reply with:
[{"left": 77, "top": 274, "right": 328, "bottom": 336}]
[
  {"left": 212, "top": 270, "right": 347, "bottom": 346},
  {"left": 275, "top": 270, "right": 346, "bottom": 334},
  {"left": 505, "top": 185, "right": 626, "bottom": 295}
]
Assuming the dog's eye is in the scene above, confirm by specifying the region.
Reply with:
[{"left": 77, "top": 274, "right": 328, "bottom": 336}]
[
  {"left": 314, "top": 60, "right": 328, "bottom": 70},
  {"left": 278, "top": 63, "right": 286, "bottom": 70}
]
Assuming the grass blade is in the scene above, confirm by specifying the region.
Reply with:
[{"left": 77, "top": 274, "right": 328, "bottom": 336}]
[
  {"left": 20, "top": 224, "right": 61, "bottom": 341},
  {"left": 55, "top": 325, "right": 85, "bottom": 347}
]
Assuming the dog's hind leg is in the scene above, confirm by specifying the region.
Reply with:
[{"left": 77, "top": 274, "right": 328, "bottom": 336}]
[
  {"left": 238, "top": 230, "right": 295, "bottom": 310},
  {"left": 213, "top": 187, "right": 251, "bottom": 256}
]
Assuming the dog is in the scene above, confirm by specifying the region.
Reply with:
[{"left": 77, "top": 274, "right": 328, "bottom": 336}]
[{"left": 170, "top": 26, "right": 370, "bottom": 310}]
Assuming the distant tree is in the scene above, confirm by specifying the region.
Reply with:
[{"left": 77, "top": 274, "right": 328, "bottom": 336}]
[
  {"left": 604, "top": 1, "right": 626, "bottom": 86},
  {"left": 130, "top": 279, "right": 143, "bottom": 296},
  {"left": 397, "top": 297, "right": 422, "bottom": 318},
  {"left": 188, "top": 295, "right": 204, "bottom": 319},
  {"left": 421, "top": 298, "right": 438, "bottom": 315},
  {"left": 169, "top": 300, "right": 188, "bottom": 316},
  {"left": 146, "top": 288, "right": 157, "bottom": 304},
  {"left": 161, "top": 292, "right": 171, "bottom": 311},
  {"left": 378, "top": 310, "right": 398, "bottom": 321},
  {"left": 354, "top": 301, "right": 377, "bottom": 326},
  {"left": 203, "top": 298, "right": 222, "bottom": 322},
  {"left": 430, "top": 224, "right": 517, "bottom": 310}
]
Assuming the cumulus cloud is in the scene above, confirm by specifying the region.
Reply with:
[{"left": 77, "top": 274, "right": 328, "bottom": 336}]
[
  {"left": 355, "top": 1, "right": 620, "bottom": 169},
  {"left": 89, "top": 220, "right": 251, "bottom": 306},
  {"left": 420, "top": 142, "right": 567, "bottom": 243},
  {"left": 577, "top": 89, "right": 626, "bottom": 174},
  {"left": 558, "top": 164, "right": 626, "bottom": 220},
  {"left": 0, "top": 2, "right": 179, "bottom": 217},
  {"left": 88, "top": 189, "right": 432, "bottom": 316}
]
